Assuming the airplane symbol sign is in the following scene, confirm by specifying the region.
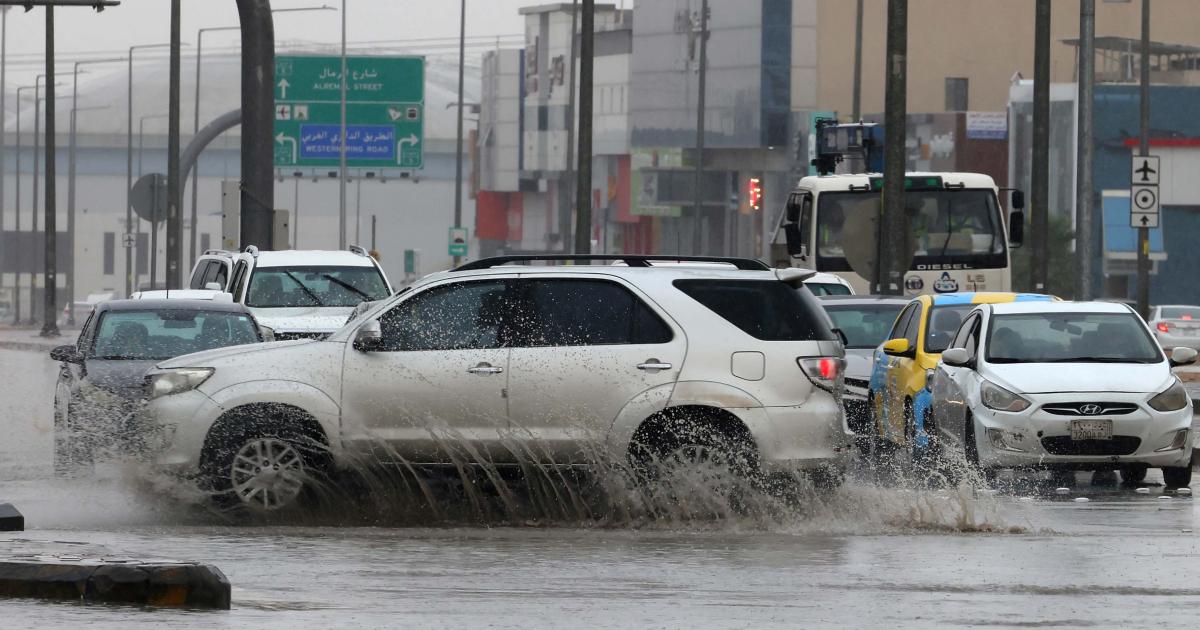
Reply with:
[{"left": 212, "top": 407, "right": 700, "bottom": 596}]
[{"left": 1131, "top": 155, "right": 1160, "bottom": 186}]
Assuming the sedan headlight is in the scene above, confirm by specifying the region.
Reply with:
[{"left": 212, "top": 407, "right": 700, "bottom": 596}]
[
  {"left": 1148, "top": 379, "right": 1189, "bottom": 412},
  {"left": 980, "top": 379, "right": 1030, "bottom": 413},
  {"left": 147, "top": 368, "right": 214, "bottom": 400}
]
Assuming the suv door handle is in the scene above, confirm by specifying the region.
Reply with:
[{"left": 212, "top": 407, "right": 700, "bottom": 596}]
[
  {"left": 637, "top": 360, "right": 673, "bottom": 371},
  {"left": 467, "top": 363, "right": 504, "bottom": 375}
]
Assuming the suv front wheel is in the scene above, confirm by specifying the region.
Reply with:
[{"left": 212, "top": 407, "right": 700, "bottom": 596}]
[{"left": 201, "top": 411, "right": 329, "bottom": 513}]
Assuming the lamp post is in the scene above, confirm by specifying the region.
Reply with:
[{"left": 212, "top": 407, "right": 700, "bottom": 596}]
[
  {"left": 190, "top": 5, "right": 335, "bottom": 262},
  {"left": 0, "top": 6, "right": 8, "bottom": 305},
  {"left": 12, "top": 84, "right": 33, "bottom": 325},
  {"left": 66, "top": 103, "right": 108, "bottom": 325},
  {"left": 338, "top": 0, "right": 348, "bottom": 250},
  {"left": 68, "top": 57, "right": 121, "bottom": 323},
  {"left": 126, "top": 42, "right": 173, "bottom": 297}
]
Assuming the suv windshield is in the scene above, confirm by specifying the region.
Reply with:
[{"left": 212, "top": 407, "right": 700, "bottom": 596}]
[
  {"left": 817, "top": 189, "right": 1006, "bottom": 273},
  {"left": 824, "top": 303, "right": 904, "bottom": 349},
  {"left": 986, "top": 312, "right": 1163, "bottom": 364},
  {"left": 247, "top": 266, "right": 390, "bottom": 308},
  {"left": 91, "top": 309, "right": 261, "bottom": 360},
  {"left": 674, "top": 280, "right": 836, "bottom": 341}
]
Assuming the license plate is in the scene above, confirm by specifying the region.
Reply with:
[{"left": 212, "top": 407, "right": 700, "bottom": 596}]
[{"left": 1070, "top": 419, "right": 1113, "bottom": 441}]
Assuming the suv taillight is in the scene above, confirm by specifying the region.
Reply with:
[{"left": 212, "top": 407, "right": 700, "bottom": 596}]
[{"left": 798, "top": 357, "right": 845, "bottom": 393}]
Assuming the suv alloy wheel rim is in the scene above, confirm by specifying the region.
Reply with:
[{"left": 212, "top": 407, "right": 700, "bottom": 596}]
[{"left": 230, "top": 438, "right": 306, "bottom": 511}]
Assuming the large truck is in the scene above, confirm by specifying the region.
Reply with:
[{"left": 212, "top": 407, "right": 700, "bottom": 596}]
[{"left": 775, "top": 121, "right": 1025, "bottom": 296}]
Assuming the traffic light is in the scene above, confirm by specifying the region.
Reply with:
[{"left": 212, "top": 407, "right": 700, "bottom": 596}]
[{"left": 748, "top": 177, "right": 763, "bottom": 211}]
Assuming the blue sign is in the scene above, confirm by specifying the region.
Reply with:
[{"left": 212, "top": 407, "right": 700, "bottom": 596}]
[{"left": 298, "top": 124, "right": 397, "bottom": 161}]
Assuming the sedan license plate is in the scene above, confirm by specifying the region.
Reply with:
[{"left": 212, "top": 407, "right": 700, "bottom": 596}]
[{"left": 1070, "top": 419, "right": 1113, "bottom": 441}]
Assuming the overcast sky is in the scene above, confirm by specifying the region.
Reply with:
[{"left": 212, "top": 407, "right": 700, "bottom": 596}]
[{"left": 3, "top": 0, "right": 546, "bottom": 84}]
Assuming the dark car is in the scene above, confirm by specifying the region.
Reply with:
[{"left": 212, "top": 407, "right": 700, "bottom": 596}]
[{"left": 50, "top": 299, "right": 266, "bottom": 473}]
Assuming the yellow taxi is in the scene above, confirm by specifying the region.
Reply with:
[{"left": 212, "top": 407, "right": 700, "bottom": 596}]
[{"left": 867, "top": 292, "right": 1056, "bottom": 458}]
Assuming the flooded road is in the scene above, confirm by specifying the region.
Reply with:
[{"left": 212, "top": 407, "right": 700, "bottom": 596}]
[{"left": 4, "top": 348, "right": 1200, "bottom": 628}]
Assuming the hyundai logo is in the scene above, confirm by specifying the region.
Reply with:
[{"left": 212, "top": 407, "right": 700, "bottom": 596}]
[{"left": 1079, "top": 403, "right": 1104, "bottom": 416}]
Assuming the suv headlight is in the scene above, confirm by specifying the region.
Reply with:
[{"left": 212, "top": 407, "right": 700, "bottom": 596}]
[
  {"left": 147, "top": 368, "right": 214, "bottom": 400},
  {"left": 980, "top": 379, "right": 1030, "bottom": 412},
  {"left": 1148, "top": 379, "right": 1189, "bottom": 412}
]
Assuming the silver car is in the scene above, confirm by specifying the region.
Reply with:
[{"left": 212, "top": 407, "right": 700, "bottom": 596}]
[
  {"left": 818, "top": 295, "right": 908, "bottom": 436},
  {"left": 1148, "top": 305, "right": 1200, "bottom": 350}
]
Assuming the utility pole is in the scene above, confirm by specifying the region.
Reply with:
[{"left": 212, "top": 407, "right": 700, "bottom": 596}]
[
  {"left": 166, "top": 0, "right": 182, "bottom": 289},
  {"left": 851, "top": 0, "right": 863, "bottom": 121},
  {"left": 1136, "top": 0, "right": 1150, "bottom": 318},
  {"left": 1030, "top": 0, "right": 1050, "bottom": 292},
  {"left": 574, "top": 0, "right": 595, "bottom": 254},
  {"left": 40, "top": 5, "right": 56, "bottom": 336},
  {"left": 452, "top": 0, "right": 465, "bottom": 265},
  {"left": 691, "top": 0, "right": 709, "bottom": 256},
  {"left": 879, "top": 0, "right": 907, "bottom": 295},
  {"left": 1075, "top": 0, "right": 1096, "bottom": 300},
  {"left": 13, "top": 84, "right": 30, "bottom": 325}
]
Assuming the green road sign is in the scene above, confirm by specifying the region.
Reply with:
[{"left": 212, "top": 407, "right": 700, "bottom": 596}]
[
  {"left": 448, "top": 227, "right": 468, "bottom": 257},
  {"left": 274, "top": 55, "right": 425, "bottom": 169}
]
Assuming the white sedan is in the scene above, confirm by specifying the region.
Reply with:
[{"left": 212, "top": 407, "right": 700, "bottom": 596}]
[{"left": 930, "top": 301, "right": 1197, "bottom": 487}]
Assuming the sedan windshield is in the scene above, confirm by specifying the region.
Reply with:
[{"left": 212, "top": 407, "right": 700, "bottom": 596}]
[
  {"left": 247, "top": 266, "right": 390, "bottom": 308},
  {"left": 823, "top": 304, "right": 904, "bottom": 349},
  {"left": 986, "top": 312, "right": 1163, "bottom": 364},
  {"left": 91, "top": 310, "right": 261, "bottom": 360},
  {"left": 1160, "top": 306, "right": 1200, "bottom": 320}
]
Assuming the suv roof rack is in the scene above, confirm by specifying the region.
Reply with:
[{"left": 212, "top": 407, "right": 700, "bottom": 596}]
[
  {"left": 452, "top": 255, "right": 771, "bottom": 272},
  {"left": 202, "top": 249, "right": 233, "bottom": 257}
]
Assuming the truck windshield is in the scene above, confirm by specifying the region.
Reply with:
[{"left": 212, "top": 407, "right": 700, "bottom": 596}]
[{"left": 816, "top": 189, "right": 1006, "bottom": 272}]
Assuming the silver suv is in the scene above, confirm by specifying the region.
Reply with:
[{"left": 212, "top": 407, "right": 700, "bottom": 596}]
[{"left": 144, "top": 255, "right": 852, "bottom": 512}]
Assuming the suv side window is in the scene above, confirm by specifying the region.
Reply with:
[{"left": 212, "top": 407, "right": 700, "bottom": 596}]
[
  {"left": 229, "top": 261, "right": 249, "bottom": 302},
  {"left": 189, "top": 262, "right": 212, "bottom": 290},
  {"left": 513, "top": 278, "right": 673, "bottom": 347},
  {"left": 212, "top": 262, "right": 229, "bottom": 290},
  {"left": 378, "top": 280, "right": 509, "bottom": 351}
]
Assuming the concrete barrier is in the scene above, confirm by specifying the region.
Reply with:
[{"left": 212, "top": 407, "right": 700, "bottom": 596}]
[{"left": 0, "top": 541, "right": 231, "bottom": 609}]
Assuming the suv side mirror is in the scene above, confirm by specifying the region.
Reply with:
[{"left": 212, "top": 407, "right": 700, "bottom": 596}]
[
  {"left": 259, "top": 325, "right": 276, "bottom": 343},
  {"left": 882, "top": 338, "right": 914, "bottom": 358},
  {"left": 50, "top": 345, "right": 82, "bottom": 364},
  {"left": 1010, "top": 189, "right": 1025, "bottom": 210},
  {"left": 1009, "top": 210, "right": 1025, "bottom": 248},
  {"left": 1170, "top": 346, "right": 1198, "bottom": 367},
  {"left": 353, "top": 320, "right": 384, "bottom": 352},
  {"left": 942, "top": 347, "right": 972, "bottom": 368},
  {"left": 205, "top": 282, "right": 223, "bottom": 291}
]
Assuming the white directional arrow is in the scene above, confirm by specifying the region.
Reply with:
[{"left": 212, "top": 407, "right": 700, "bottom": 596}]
[
  {"left": 398, "top": 133, "right": 420, "bottom": 148},
  {"left": 275, "top": 132, "right": 298, "bottom": 163},
  {"left": 277, "top": 78, "right": 291, "bottom": 99}
]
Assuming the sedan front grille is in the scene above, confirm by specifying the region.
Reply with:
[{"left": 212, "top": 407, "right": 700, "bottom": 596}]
[
  {"left": 1041, "top": 436, "right": 1141, "bottom": 456},
  {"left": 1040, "top": 402, "right": 1138, "bottom": 416}
]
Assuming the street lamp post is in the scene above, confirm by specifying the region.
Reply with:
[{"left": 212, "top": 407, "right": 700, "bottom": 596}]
[
  {"left": 66, "top": 103, "right": 108, "bottom": 325},
  {"left": 0, "top": 6, "right": 8, "bottom": 307},
  {"left": 12, "top": 84, "right": 33, "bottom": 325},
  {"left": 338, "top": 0, "right": 348, "bottom": 250},
  {"left": 126, "top": 42, "right": 173, "bottom": 297}
]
